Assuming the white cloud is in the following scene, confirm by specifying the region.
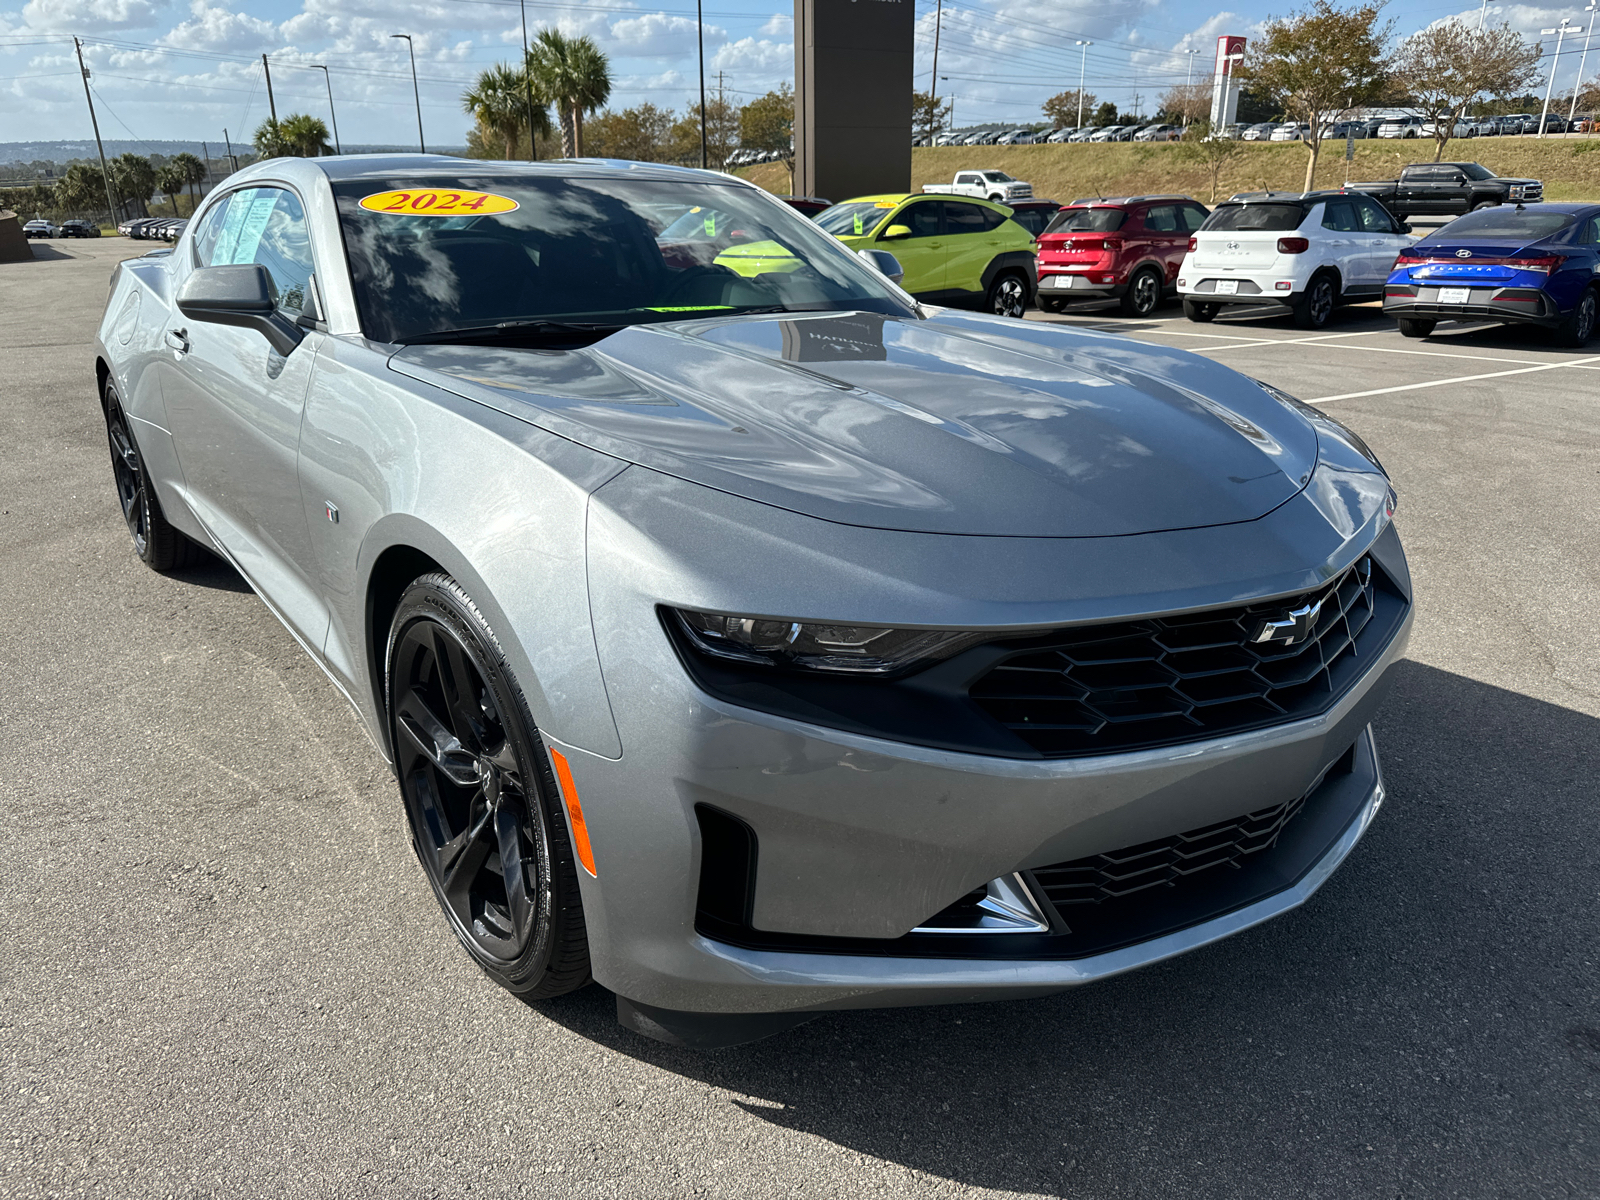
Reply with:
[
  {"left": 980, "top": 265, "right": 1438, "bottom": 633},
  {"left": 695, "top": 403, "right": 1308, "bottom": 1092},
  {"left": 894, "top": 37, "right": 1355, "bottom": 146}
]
[
  {"left": 710, "top": 35, "right": 789, "bottom": 73},
  {"left": 759, "top": 12, "right": 790, "bottom": 37},
  {"left": 19, "top": 0, "right": 170, "bottom": 30}
]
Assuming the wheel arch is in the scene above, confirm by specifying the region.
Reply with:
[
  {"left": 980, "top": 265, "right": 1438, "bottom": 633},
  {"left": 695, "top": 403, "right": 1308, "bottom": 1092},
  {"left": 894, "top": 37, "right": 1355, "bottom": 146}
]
[{"left": 979, "top": 251, "right": 1038, "bottom": 296}]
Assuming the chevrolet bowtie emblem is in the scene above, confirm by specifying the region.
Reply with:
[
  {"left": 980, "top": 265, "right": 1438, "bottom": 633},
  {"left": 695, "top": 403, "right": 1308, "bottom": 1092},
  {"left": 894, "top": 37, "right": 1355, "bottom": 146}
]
[{"left": 1249, "top": 596, "right": 1325, "bottom": 645}]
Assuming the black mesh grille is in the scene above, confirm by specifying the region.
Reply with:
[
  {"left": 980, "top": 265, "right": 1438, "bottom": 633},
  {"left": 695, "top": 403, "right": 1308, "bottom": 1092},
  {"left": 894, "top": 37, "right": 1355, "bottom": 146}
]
[
  {"left": 1029, "top": 793, "right": 1307, "bottom": 910},
  {"left": 969, "top": 556, "right": 1395, "bottom": 757}
]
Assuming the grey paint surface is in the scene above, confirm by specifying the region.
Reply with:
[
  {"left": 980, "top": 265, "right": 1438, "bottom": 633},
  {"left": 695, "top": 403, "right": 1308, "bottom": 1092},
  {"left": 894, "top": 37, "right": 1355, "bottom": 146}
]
[
  {"left": 89, "top": 156, "right": 1405, "bottom": 1016},
  {"left": 795, "top": 0, "right": 915, "bottom": 201},
  {"left": 2, "top": 239, "right": 1597, "bottom": 1198}
]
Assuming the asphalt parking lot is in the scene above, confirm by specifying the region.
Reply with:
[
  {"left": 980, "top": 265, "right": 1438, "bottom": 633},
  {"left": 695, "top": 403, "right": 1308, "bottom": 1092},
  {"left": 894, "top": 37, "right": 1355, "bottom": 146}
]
[{"left": 2, "top": 238, "right": 1597, "bottom": 1199}]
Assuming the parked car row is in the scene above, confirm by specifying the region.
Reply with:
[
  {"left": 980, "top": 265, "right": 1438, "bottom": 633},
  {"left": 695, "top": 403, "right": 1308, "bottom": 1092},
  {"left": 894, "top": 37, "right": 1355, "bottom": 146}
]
[{"left": 117, "top": 216, "right": 189, "bottom": 241}]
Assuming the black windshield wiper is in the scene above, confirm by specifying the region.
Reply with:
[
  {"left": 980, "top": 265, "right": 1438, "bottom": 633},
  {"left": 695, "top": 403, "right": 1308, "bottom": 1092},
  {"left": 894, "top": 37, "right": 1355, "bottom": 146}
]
[{"left": 397, "top": 319, "right": 627, "bottom": 346}]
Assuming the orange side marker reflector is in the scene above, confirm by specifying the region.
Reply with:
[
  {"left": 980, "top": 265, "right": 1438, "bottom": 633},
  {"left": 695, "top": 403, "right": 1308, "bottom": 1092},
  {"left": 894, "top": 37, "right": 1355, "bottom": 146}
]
[{"left": 548, "top": 747, "right": 597, "bottom": 877}]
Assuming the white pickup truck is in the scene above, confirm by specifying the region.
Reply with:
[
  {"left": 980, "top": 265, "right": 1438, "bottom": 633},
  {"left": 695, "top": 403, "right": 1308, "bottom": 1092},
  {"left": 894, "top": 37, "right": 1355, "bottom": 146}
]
[{"left": 922, "top": 170, "right": 1034, "bottom": 203}]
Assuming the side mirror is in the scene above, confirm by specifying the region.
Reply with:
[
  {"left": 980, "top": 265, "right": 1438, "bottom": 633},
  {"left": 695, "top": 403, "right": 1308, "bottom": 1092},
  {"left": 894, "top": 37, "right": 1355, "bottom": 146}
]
[
  {"left": 878, "top": 224, "right": 913, "bottom": 241},
  {"left": 176, "top": 264, "right": 304, "bottom": 357},
  {"left": 1399, "top": 222, "right": 1414, "bottom": 235},
  {"left": 856, "top": 248, "right": 905, "bottom": 285}
]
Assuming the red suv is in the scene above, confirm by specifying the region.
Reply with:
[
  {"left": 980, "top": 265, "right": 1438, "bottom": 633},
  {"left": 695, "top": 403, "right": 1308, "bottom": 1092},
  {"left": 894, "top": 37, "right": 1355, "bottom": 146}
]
[{"left": 1035, "top": 195, "right": 1209, "bottom": 316}]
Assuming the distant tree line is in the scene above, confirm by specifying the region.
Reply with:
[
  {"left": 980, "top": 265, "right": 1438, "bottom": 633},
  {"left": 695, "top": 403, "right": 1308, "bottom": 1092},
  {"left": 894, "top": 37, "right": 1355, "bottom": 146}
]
[{"left": 0, "top": 150, "right": 209, "bottom": 224}]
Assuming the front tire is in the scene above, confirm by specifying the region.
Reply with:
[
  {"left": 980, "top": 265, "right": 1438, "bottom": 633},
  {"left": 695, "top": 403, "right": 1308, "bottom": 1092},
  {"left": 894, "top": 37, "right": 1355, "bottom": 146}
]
[
  {"left": 1183, "top": 298, "right": 1219, "bottom": 322},
  {"left": 1397, "top": 317, "right": 1435, "bottom": 338},
  {"left": 388, "top": 574, "right": 591, "bottom": 999},
  {"left": 1120, "top": 266, "right": 1163, "bottom": 317},
  {"left": 1555, "top": 288, "right": 1598, "bottom": 347},
  {"left": 986, "top": 270, "right": 1029, "bottom": 318},
  {"left": 103, "top": 383, "right": 200, "bottom": 572},
  {"left": 1293, "top": 273, "right": 1338, "bottom": 329},
  {"left": 1471, "top": 200, "right": 1497, "bottom": 212}
]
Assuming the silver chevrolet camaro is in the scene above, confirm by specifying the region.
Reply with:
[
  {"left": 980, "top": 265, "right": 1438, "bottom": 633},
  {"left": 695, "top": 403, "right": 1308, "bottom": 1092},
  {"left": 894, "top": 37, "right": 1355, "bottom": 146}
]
[{"left": 95, "top": 155, "right": 1412, "bottom": 1047}]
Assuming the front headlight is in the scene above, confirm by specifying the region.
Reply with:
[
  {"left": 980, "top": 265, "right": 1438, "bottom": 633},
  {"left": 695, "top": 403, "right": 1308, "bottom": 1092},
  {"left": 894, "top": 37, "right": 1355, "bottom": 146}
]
[
  {"left": 1254, "top": 378, "right": 1389, "bottom": 478},
  {"left": 672, "top": 609, "right": 988, "bottom": 675},
  {"left": 1254, "top": 378, "right": 1397, "bottom": 536}
]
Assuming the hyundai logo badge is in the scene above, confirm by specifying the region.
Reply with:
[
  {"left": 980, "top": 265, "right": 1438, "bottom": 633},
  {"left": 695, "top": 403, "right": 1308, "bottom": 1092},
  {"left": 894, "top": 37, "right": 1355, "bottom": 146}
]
[{"left": 1455, "top": 249, "right": 1472, "bottom": 258}]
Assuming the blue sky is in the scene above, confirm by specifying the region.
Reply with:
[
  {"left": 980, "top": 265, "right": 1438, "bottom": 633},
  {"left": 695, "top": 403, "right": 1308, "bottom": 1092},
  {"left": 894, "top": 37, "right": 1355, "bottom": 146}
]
[{"left": 1, "top": 0, "right": 1594, "bottom": 148}]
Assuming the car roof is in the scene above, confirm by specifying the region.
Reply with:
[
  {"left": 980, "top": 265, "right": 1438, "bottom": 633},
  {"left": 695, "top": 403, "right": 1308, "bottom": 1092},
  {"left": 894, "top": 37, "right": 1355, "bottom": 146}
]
[{"left": 1063, "top": 194, "right": 1196, "bottom": 207}]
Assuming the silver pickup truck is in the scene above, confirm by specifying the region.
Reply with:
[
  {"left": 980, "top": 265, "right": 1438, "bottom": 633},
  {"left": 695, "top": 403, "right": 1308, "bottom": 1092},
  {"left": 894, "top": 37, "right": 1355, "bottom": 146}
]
[{"left": 923, "top": 170, "right": 1034, "bottom": 203}]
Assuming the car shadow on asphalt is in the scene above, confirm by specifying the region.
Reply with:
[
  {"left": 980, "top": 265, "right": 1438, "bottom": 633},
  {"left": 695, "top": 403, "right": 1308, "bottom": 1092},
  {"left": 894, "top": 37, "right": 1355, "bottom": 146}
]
[
  {"left": 17, "top": 244, "right": 79, "bottom": 262},
  {"left": 532, "top": 660, "right": 1600, "bottom": 1197},
  {"left": 166, "top": 546, "right": 253, "bottom": 593}
]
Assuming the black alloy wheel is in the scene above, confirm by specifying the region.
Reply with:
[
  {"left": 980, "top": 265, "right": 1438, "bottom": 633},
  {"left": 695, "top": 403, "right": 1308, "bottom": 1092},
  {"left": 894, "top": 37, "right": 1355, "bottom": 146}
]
[
  {"left": 104, "top": 384, "right": 197, "bottom": 572},
  {"left": 1293, "top": 274, "right": 1338, "bottom": 329},
  {"left": 1120, "top": 266, "right": 1163, "bottom": 317},
  {"left": 987, "top": 271, "right": 1029, "bottom": 318},
  {"left": 1183, "top": 298, "right": 1220, "bottom": 323},
  {"left": 388, "top": 574, "right": 590, "bottom": 998},
  {"left": 1556, "top": 288, "right": 1598, "bottom": 347}
]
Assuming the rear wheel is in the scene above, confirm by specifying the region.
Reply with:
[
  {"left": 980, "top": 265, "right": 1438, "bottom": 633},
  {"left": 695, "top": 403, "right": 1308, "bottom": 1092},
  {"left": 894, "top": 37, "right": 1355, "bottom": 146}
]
[
  {"left": 1119, "top": 266, "right": 1163, "bottom": 317},
  {"left": 1397, "top": 317, "right": 1435, "bottom": 338},
  {"left": 1555, "top": 288, "right": 1598, "bottom": 347},
  {"left": 103, "top": 383, "right": 200, "bottom": 572},
  {"left": 1038, "top": 296, "right": 1067, "bottom": 314},
  {"left": 986, "top": 270, "right": 1029, "bottom": 318},
  {"left": 1183, "top": 298, "right": 1219, "bottom": 323},
  {"left": 388, "top": 574, "right": 591, "bottom": 999},
  {"left": 1293, "top": 273, "right": 1338, "bottom": 329}
]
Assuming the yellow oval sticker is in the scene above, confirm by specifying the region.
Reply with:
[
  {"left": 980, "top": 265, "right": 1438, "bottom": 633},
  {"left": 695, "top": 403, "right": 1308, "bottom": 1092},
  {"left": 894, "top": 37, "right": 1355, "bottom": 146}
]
[{"left": 358, "top": 188, "right": 519, "bottom": 216}]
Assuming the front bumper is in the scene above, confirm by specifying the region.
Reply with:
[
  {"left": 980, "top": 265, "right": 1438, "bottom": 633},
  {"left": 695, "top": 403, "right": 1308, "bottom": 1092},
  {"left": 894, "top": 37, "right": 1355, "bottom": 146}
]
[
  {"left": 1383, "top": 284, "right": 1560, "bottom": 328},
  {"left": 565, "top": 468, "right": 1412, "bottom": 1016}
]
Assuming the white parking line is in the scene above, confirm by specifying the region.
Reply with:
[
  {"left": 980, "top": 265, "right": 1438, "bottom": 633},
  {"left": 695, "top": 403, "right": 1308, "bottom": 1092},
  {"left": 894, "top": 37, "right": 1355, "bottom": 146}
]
[
  {"left": 1189, "top": 328, "right": 1403, "bottom": 352},
  {"left": 1308, "top": 356, "right": 1600, "bottom": 404}
]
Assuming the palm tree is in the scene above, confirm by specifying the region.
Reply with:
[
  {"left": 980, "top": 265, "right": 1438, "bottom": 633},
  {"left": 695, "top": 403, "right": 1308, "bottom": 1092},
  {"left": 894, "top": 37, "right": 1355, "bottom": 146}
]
[
  {"left": 279, "top": 114, "right": 334, "bottom": 157},
  {"left": 462, "top": 64, "right": 552, "bottom": 159},
  {"left": 111, "top": 153, "right": 155, "bottom": 216},
  {"left": 171, "top": 151, "right": 206, "bottom": 209},
  {"left": 254, "top": 117, "right": 290, "bottom": 159},
  {"left": 526, "top": 29, "right": 612, "bottom": 157},
  {"left": 156, "top": 164, "right": 186, "bottom": 216}
]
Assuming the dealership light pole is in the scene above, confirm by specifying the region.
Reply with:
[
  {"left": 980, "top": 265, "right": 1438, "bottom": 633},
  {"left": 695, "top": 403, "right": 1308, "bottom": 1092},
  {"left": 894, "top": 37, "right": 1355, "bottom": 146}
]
[
  {"left": 391, "top": 34, "right": 426, "bottom": 153},
  {"left": 72, "top": 38, "right": 120, "bottom": 225},
  {"left": 309, "top": 65, "right": 341, "bottom": 154},
  {"left": 697, "top": 0, "right": 708, "bottom": 168},
  {"left": 1076, "top": 41, "right": 1092, "bottom": 127},
  {"left": 1183, "top": 48, "right": 1201, "bottom": 126},
  {"left": 1540, "top": 20, "right": 1582, "bottom": 136},
  {"left": 1570, "top": 1, "right": 1598, "bottom": 127}
]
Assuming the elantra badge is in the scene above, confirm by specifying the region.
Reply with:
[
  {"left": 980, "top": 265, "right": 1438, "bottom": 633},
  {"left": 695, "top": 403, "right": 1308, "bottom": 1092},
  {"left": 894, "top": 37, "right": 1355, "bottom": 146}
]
[
  {"left": 1455, "top": 249, "right": 1472, "bottom": 258},
  {"left": 1249, "top": 596, "right": 1325, "bottom": 645}
]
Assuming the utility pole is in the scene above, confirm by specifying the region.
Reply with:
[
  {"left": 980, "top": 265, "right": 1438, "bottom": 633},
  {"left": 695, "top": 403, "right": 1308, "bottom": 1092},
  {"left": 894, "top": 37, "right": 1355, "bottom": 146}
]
[
  {"left": 201, "top": 140, "right": 212, "bottom": 186},
  {"left": 311, "top": 65, "right": 341, "bottom": 154},
  {"left": 697, "top": 0, "right": 708, "bottom": 168},
  {"left": 223, "top": 128, "right": 238, "bottom": 173},
  {"left": 519, "top": 0, "right": 537, "bottom": 159},
  {"left": 73, "top": 38, "right": 120, "bottom": 227},
  {"left": 1076, "top": 41, "right": 1092, "bottom": 128},
  {"left": 391, "top": 34, "right": 425, "bottom": 153},
  {"left": 262, "top": 54, "right": 277, "bottom": 125},
  {"left": 930, "top": 0, "right": 942, "bottom": 96}
]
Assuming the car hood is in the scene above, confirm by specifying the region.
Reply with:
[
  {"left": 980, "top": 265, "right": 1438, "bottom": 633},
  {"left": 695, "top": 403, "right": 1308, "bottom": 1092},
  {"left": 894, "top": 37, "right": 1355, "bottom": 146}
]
[{"left": 389, "top": 310, "right": 1319, "bottom": 537}]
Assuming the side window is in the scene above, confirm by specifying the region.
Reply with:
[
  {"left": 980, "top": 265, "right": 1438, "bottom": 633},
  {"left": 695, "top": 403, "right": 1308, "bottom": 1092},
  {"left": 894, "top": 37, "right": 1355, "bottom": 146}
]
[
  {"left": 897, "top": 202, "right": 942, "bottom": 238},
  {"left": 1578, "top": 216, "right": 1600, "bottom": 245},
  {"left": 1321, "top": 200, "right": 1360, "bottom": 232},
  {"left": 1180, "top": 206, "right": 1208, "bottom": 232},
  {"left": 956, "top": 174, "right": 979, "bottom": 186},
  {"left": 1144, "top": 205, "right": 1179, "bottom": 232},
  {"left": 197, "top": 187, "right": 315, "bottom": 315},
  {"left": 1355, "top": 197, "right": 1397, "bottom": 234},
  {"left": 191, "top": 193, "right": 235, "bottom": 267},
  {"left": 943, "top": 202, "right": 992, "bottom": 235}
]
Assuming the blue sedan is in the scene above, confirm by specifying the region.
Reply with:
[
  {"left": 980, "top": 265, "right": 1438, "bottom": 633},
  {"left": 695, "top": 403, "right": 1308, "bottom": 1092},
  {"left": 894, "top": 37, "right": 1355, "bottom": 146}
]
[{"left": 1382, "top": 202, "right": 1600, "bottom": 345}]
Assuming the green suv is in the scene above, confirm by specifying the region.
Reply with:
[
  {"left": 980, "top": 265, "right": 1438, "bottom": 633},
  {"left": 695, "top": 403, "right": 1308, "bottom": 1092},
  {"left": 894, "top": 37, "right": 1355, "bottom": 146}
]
[{"left": 816, "top": 193, "right": 1037, "bottom": 316}]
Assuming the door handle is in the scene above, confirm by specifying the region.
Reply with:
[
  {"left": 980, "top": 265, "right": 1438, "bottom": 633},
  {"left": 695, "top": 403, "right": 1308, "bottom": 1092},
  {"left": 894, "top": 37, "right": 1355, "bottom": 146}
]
[{"left": 165, "top": 328, "right": 190, "bottom": 354}]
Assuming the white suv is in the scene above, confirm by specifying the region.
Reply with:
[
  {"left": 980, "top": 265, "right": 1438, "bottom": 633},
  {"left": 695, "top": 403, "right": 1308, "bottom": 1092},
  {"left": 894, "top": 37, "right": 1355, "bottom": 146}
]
[{"left": 1177, "top": 190, "right": 1416, "bottom": 329}]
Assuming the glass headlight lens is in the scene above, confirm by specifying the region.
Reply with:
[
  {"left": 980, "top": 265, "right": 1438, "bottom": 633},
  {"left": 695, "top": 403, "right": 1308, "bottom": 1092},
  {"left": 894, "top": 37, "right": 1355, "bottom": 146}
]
[{"left": 674, "top": 610, "right": 989, "bottom": 675}]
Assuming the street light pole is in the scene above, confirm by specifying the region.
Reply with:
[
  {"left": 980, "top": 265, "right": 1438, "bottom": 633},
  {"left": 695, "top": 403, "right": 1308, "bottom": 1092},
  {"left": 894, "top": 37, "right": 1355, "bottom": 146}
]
[
  {"left": 72, "top": 38, "right": 120, "bottom": 227},
  {"left": 1570, "top": 1, "right": 1598, "bottom": 127},
  {"left": 1076, "top": 40, "right": 1092, "bottom": 128},
  {"left": 1540, "top": 20, "right": 1581, "bottom": 137},
  {"left": 310, "top": 65, "right": 341, "bottom": 155},
  {"left": 697, "top": 0, "right": 708, "bottom": 168},
  {"left": 519, "top": 0, "right": 538, "bottom": 159},
  {"left": 930, "top": 0, "right": 943, "bottom": 96},
  {"left": 1184, "top": 48, "right": 1201, "bottom": 127},
  {"left": 391, "top": 34, "right": 426, "bottom": 153}
]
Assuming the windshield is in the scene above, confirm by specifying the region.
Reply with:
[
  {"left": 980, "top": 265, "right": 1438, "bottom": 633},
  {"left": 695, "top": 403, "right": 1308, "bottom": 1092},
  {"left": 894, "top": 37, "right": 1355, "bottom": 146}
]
[
  {"left": 332, "top": 176, "right": 911, "bottom": 344},
  {"left": 1427, "top": 209, "right": 1576, "bottom": 241},
  {"left": 814, "top": 200, "right": 898, "bottom": 237},
  {"left": 1202, "top": 203, "right": 1306, "bottom": 232},
  {"left": 1044, "top": 206, "right": 1126, "bottom": 234}
]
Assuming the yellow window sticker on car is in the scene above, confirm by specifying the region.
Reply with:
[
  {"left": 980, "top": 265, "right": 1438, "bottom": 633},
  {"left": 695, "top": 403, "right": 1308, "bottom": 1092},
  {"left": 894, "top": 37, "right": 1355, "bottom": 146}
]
[
  {"left": 853, "top": 214, "right": 865, "bottom": 234},
  {"left": 874, "top": 200, "right": 897, "bottom": 208},
  {"left": 703, "top": 215, "right": 716, "bottom": 236},
  {"left": 358, "top": 189, "right": 520, "bottom": 216}
]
